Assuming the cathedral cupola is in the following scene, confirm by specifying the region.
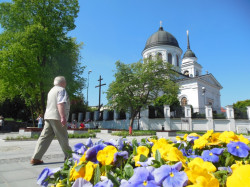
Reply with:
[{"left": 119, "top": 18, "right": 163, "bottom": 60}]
[{"left": 183, "top": 30, "right": 196, "bottom": 58}]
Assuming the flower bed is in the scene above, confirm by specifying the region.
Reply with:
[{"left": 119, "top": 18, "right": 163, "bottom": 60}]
[{"left": 37, "top": 130, "right": 250, "bottom": 187}]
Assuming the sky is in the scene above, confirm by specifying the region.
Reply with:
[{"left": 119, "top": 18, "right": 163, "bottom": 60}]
[{"left": 1, "top": 0, "right": 250, "bottom": 107}]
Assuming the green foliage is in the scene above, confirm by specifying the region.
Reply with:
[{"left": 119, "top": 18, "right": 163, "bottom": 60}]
[
  {"left": 154, "top": 94, "right": 180, "bottom": 108},
  {"left": 233, "top": 99, "right": 250, "bottom": 109},
  {"left": 233, "top": 99, "right": 250, "bottom": 119},
  {"left": 68, "top": 133, "right": 96, "bottom": 139},
  {"left": 106, "top": 58, "right": 179, "bottom": 128},
  {"left": 111, "top": 130, "right": 156, "bottom": 136},
  {"left": 0, "top": 0, "right": 85, "bottom": 114}
]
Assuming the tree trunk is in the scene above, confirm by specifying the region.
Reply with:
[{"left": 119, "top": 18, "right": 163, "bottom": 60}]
[{"left": 129, "top": 117, "right": 135, "bottom": 135}]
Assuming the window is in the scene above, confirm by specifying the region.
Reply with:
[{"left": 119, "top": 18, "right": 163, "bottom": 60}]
[
  {"left": 157, "top": 53, "right": 162, "bottom": 60},
  {"left": 196, "top": 71, "right": 199, "bottom": 76},
  {"left": 168, "top": 53, "right": 172, "bottom": 64},
  {"left": 181, "top": 97, "right": 187, "bottom": 106},
  {"left": 148, "top": 55, "right": 152, "bottom": 61},
  {"left": 176, "top": 55, "right": 179, "bottom": 67},
  {"left": 184, "top": 70, "right": 189, "bottom": 76}
]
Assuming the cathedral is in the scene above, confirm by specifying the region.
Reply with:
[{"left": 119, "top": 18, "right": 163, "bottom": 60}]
[{"left": 142, "top": 24, "right": 222, "bottom": 113}]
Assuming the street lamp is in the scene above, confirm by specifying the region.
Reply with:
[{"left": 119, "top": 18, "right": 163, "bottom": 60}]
[
  {"left": 202, "top": 87, "right": 206, "bottom": 111},
  {"left": 87, "top": 70, "right": 92, "bottom": 108}
]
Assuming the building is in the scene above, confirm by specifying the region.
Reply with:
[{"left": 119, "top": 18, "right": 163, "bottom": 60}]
[{"left": 142, "top": 24, "right": 222, "bottom": 113}]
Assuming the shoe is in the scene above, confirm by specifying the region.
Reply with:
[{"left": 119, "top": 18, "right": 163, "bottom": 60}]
[{"left": 30, "top": 159, "right": 43, "bottom": 165}]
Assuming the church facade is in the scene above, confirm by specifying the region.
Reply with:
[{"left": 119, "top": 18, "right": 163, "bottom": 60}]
[{"left": 142, "top": 25, "right": 222, "bottom": 113}]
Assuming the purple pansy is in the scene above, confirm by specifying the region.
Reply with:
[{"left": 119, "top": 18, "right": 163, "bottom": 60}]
[
  {"left": 201, "top": 148, "right": 224, "bottom": 163},
  {"left": 120, "top": 167, "right": 160, "bottom": 187},
  {"left": 153, "top": 162, "right": 188, "bottom": 187},
  {"left": 114, "top": 151, "right": 129, "bottom": 162},
  {"left": 86, "top": 138, "right": 93, "bottom": 147},
  {"left": 72, "top": 178, "right": 93, "bottom": 187},
  {"left": 85, "top": 144, "right": 106, "bottom": 163},
  {"left": 37, "top": 167, "right": 61, "bottom": 187},
  {"left": 181, "top": 148, "right": 199, "bottom": 158},
  {"left": 227, "top": 141, "right": 250, "bottom": 158},
  {"left": 73, "top": 143, "right": 87, "bottom": 162},
  {"left": 94, "top": 179, "right": 113, "bottom": 187},
  {"left": 137, "top": 157, "right": 155, "bottom": 167}
]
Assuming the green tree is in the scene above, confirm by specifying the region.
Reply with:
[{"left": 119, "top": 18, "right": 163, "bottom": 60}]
[
  {"left": 154, "top": 94, "right": 180, "bottom": 110},
  {"left": 233, "top": 99, "right": 250, "bottom": 119},
  {"left": 106, "top": 58, "right": 179, "bottom": 134},
  {"left": 0, "top": 0, "right": 85, "bottom": 119}
]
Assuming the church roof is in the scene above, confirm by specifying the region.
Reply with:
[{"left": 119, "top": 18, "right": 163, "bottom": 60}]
[
  {"left": 183, "top": 30, "right": 196, "bottom": 58},
  {"left": 144, "top": 26, "right": 180, "bottom": 51}
]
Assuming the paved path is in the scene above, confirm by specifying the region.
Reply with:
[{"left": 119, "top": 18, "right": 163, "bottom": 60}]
[{"left": 0, "top": 132, "right": 165, "bottom": 187}]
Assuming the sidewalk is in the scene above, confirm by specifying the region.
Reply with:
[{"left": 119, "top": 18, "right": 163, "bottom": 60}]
[{"left": 0, "top": 132, "right": 160, "bottom": 187}]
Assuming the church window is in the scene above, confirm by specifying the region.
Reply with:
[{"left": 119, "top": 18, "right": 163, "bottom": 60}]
[
  {"left": 176, "top": 55, "right": 179, "bottom": 67},
  {"left": 148, "top": 55, "right": 152, "bottom": 61},
  {"left": 196, "top": 71, "right": 199, "bottom": 76},
  {"left": 181, "top": 97, "right": 187, "bottom": 106},
  {"left": 157, "top": 53, "right": 162, "bottom": 60},
  {"left": 168, "top": 53, "right": 172, "bottom": 64},
  {"left": 184, "top": 70, "right": 189, "bottom": 76}
]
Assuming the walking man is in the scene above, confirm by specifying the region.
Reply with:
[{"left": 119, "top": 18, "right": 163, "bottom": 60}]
[{"left": 30, "top": 76, "right": 71, "bottom": 165}]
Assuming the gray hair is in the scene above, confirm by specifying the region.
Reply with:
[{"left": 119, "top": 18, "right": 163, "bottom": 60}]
[{"left": 54, "top": 76, "right": 66, "bottom": 86}]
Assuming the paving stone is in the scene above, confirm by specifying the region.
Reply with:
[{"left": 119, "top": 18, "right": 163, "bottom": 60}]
[
  {"left": 5, "top": 178, "right": 38, "bottom": 187},
  {"left": 1, "top": 170, "right": 37, "bottom": 182}
]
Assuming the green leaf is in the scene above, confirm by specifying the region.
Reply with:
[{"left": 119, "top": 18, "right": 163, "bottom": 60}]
[
  {"left": 107, "top": 172, "right": 120, "bottom": 187},
  {"left": 139, "top": 154, "right": 147, "bottom": 162},
  {"left": 74, "top": 164, "right": 84, "bottom": 172},
  {"left": 225, "top": 155, "right": 234, "bottom": 167},
  {"left": 124, "top": 164, "right": 134, "bottom": 178},
  {"left": 94, "top": 165, "right": 101, "bottom": 185},
  {"left": 155, "top": 149, "right": 161, "bottom": 162},
  {"left": 133, "top": 146, "right": 137, "bottom": 156}
]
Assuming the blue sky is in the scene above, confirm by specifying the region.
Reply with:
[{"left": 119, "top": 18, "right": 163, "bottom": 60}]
[
  {"left": 1, "top": 0, "right": 250, "bottom": 107},
  {"left": 71, "top": 0, "right": 250, "bottom": 107}
]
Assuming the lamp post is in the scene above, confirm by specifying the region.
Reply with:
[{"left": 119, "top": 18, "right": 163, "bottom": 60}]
[
  {"left": 202, "top": 87, "right": 206, "bottom": 113},
  {"left": 87, "top": 70, "right": 92, "bottom": 108}
]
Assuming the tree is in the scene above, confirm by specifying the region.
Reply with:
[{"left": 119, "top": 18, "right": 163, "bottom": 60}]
[
  {"left": 233, "top": 99, "right": 250, "bottom": 119},
  {"left": 106, "top": 58, "right": 179, "bottom": 134},
  {"left": 154, "top": 94, "right": 180, "bottom": 110},
  {"left": 0, "top": 0, "right": 85, "bottom": 119}
]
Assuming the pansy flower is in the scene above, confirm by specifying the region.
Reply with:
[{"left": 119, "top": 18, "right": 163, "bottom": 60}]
[
  {"left": 201, "top": 148, "right": 224, "bottom": 163},
  {"left": 97, "top": 145, "right": 118, "bottom": 165},
  {"left": 226, "top": 165, "right": 250, "bottom": 187},
  {"left": 86, "top": 138, "right": 93, "bottom": 147},
  {"left": 94, "top": 179, "right": 113, "bottom": 187},
  {"left": 37, "top": 167, "right": 61, "bottom": 186},
  {"left": 227, "top": 141, "right": 250, "bottom": 158},
  {"left": 72, "top": 178, "right": 93, "bottom": 187},
  {"left": 153, "top": 162, "right": 188, "bottom": 187},
  {"left": 73, "top": 143, "right": 87, "bottom": 162},
  {"left": 86, "top": 144, "right": 106, "bottom": 163},
  {"left": 120, "top": 167, "right": 160, "bottom": 187}
]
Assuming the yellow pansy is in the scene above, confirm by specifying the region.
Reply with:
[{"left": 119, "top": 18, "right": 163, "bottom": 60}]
[
  {"left": 185, "top": 158, "right": 218, "bottom": 186},
  {"left": 97, "top": 145, "right": 117, "bottom": 165},
  {"left": 70, "top": 161, "right": 85, "bottom": 181},
  {"left": 207, "top": 132, "right": 221, "bottom": 146},
  {"left": 237, "top": 134, "right": 250, "bottom": 145},
  {"left": 231, "top": 161, "right": 243, "bottom": 172},
  {"left": 84, "top": 161, "right": 97, "bottom": 181},
  {"left": 176, "top": 136, "right": 181, "bottom": 141},
  {"left": 164, "top": 147, "right": 186, "bottom": 165},
  {"left": 183, "top": 134, "right": 188, "bottom": 141},
  {"left": 187, "top": 175, "right": 219, "bottom": 187},
  {"left": 188, "top": 133, "right": 201, "bottom": 138},
  {"left": 152, "top": 142, "right": 173, "bottom": 158},
  {"left": 227, "top": 165, "right": 250, "bottom": 187},
  {"left": 218, "top": 131, "right": 238, "bottom": 143},
  {"left": 69, "top": 161, "right": 97, "bottom": 182},
  {"left": 202, "top": 129, "right": 214, "bottom": 140},
  {"left": 79, "top": 152, "right": 87, "bottom": 162},
  {"left": 148, "top": 138, "right": 157, "bottom": 144},
  {"left": 137, "top": 146, "right": 150, "bottom": 156},
  {"left": 193, "top": 137, "right": 208, "bottom": 149}
]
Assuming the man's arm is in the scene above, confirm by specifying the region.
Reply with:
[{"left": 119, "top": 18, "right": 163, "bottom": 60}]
[{"left": 57, "top": 103, "right": 66, "bottom": 126}]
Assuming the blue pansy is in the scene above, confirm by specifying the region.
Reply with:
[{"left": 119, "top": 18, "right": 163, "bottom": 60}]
[
  {"left": 73, "top": 143, "right": 87, "bottom": 162},
  {"left": 153, "top": 162, "right": 188, "bottom": 187},
  {"left": 137, "top": 157, "right": 155, "bottom": 167},
  {"left": 86, "top": 144, "right": 106, "bottom": 163},
  {"left": 227, "top": 141, "right": 250, "bottom": 158},
  {"left": 86, "top": 138, "right": 93, "bottom": 147},
  {"left": 114, "top": 151, "right": 129, "bottom": 163},
  {"left": 181, "top": 148, "right": 199, "bottom": 158},
  {"left": 37, "top": 167, "right": 61, "bottom": 187},
  {"left": 94, "top": 179, "right": 113, "bottom": 187},
  {"left": 72, "top": 178, "right": 93, "bottom": 187},
  {"left": 120, "top": 167, "right": 160, "bottom": 187},
  {"left": 201, "top": 148, "right": 224, "bottom": 163}
]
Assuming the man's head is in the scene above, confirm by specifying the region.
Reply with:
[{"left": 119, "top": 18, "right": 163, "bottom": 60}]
[{"left": 54, "top": 76, "right": 66, "bottom": 88}]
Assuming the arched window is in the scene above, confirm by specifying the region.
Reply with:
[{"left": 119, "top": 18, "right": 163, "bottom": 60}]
[
  {"left": 176, "top": 55, "right": 179, "bottom": 67},
  {"left": 168, "top": 53, "right": 172, "bottom": 64},
  {"left": 184, "top": 70, "right": 189, "bottom": 76},
  {"left": 157, "top": 53, "right": 162, "bottom": 60},
  {"left": 148, "top": 55, "right": 152, "bottom": 61},
  {"left": 181, "top": 97, "right": 187, "bottom": 106}
]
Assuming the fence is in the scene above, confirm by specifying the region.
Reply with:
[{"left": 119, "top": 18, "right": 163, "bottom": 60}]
[{"left": 234, "top": 108, "right": 248, "bottom": 119}]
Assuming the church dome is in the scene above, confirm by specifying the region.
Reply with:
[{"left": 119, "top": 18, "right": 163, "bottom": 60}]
[
  {"left": 183, "top": 49, "right": 196, "bottom": 58},
  {"left": 144, "top": 27, "right": 180, "bottom": 50}
]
